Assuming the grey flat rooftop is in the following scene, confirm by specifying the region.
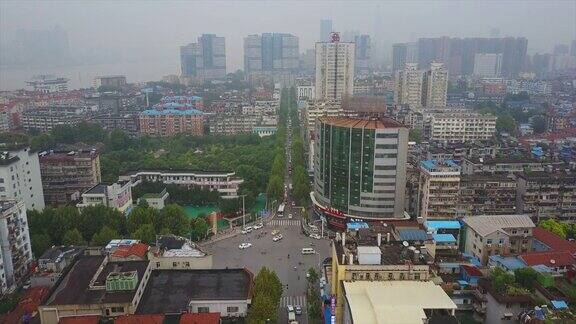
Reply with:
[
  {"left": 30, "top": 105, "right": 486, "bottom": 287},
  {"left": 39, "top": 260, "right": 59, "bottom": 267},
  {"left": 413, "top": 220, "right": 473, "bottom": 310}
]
[
  {"left": 136, "top": 269, "right": 253, "bottom": 314},
  {"left": 84, "top": 184, "right": 107, "bottom": 195}
]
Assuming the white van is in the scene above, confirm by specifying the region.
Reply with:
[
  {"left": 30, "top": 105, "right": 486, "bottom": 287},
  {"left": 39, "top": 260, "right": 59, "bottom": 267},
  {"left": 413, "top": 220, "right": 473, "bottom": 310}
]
[{"left": 301, "top": 248, "right": 316, "bottom": 255}]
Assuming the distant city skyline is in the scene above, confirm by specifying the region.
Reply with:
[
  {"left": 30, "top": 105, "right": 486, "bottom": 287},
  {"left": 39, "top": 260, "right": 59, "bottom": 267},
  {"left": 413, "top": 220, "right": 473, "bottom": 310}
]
[{"left": 1, "top": 1, "right": 574, "bottom": 72}]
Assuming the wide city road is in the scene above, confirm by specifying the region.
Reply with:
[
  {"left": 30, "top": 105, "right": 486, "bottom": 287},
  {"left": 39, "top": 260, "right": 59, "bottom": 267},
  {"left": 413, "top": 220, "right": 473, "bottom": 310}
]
[{"left": 205, "top": 112, "right": 330, "bottom": 324}]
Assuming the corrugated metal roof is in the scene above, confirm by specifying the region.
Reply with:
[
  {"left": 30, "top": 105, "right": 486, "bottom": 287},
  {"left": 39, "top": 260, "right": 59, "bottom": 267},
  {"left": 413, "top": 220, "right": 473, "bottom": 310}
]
[
  {"left": 462, "top": 215, "right": 534, "bottom": 237},
  {"left": 433, "top": 234, "right": 457, "bottom": 243},
  {"left": 425, "top": 220, "right": 461, "bottom": 230},
  {"left": 398, "top": 229, "right": 428, "bottom": 241}
]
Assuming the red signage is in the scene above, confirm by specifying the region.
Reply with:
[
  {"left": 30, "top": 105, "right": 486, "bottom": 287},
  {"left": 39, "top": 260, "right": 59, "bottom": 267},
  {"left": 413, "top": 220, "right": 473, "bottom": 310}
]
[{"left": 330, "top": 32, "right": 340, "bottom": 43}]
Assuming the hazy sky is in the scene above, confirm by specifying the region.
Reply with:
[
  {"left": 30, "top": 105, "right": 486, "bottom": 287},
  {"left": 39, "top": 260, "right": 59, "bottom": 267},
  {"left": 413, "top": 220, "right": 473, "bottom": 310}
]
[{"left": 1, "top": 0, "right": 575, "bottom": 71}]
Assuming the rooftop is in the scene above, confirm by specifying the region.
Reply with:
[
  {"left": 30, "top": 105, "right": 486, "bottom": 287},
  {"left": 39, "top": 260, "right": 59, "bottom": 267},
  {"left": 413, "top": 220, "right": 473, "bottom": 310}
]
[
  {"left": 532, "top": 227, "right": 576, "bottom": 255},
  {"left": 59, "top": 316, "right": 101, "bottom": 324},
  {"left": 420, "top": 160, "right": 460, "bottom": 172},
  {"left": 319, "top": 116, "right": 405, "bottom": 129},
  {"left": 83, "top": 184, "right": 107, "bottom": 195},
  {"left": 519, "top": 251, "right": 575, "bottom": 268},
  {"left": 112, "top": 243, "right": 149, "bottom": 259},
  {"left": 462, "top": 214, "right": 535, "bottom": 237},
  {"left": 342, "top": 281, "right": 457, "bottom": 324},
  {"left": 179, "top": 313, "right": 221, "bottom": 324},
  {"left": 136, "top": 269, "right": 253, "bottom": 314},
  {"left": 44, "top": 256, "right": 149, "bottom": 306},
  {"left": 424, "top": 220, "right": 461, "bottom": 231},
  {"left": 140, "top": 108, "right": 203, "bottom": 116},
  {"left": 39, "top": 246, "right": 84, "bottom": 263},
  {"left": 114, "top": 314, "right": 164, "bottom": 324}
]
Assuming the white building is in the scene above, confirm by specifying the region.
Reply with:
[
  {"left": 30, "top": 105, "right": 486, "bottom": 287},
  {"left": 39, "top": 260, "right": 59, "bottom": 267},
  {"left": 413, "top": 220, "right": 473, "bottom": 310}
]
[
  {"left": 26, "top": 75, "right": 69, "bottom": 93},
  {"left": 394, "top": 63, "right": 423, "bottom": 111},
  {"left": 297, "top": 85, "right": 315, "bottom": 101},
  {"left": 418, "top": 160, "right": 461, "bottom": 221},
  {"left": 0, "top": 147, "right": 45, "bottom": 210},
  {"left": 303, "top": 100, "right": 344, "bottom": 131},
  {"left": 315, "top": 33, "right": 355, "bottom": 101},
  {"left": 423, "top": 62, "right": 448, "bottom": 108},
  {"left": 120, "top": 170, "right": 244, "bottom": 198},
  {"left": 426, "top": 110, "right": 497, "bottom": 142},
  {"left": 77, "top": 181, "right": 133, "bottom": 213},
  {"left": 137, "top": 189, "right": 169, "bottom": 210},
  {"left": 473, "top": 54, "right": 503, "bottom": 78},
  {"left": 0, "top": 200, "right": 33, "bottom": 295}
]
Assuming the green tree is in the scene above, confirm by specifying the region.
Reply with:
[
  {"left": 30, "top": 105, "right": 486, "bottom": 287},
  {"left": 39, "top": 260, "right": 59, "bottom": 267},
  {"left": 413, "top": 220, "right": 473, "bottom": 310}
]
[
  {"left": 62, "top": 228, "right": 85, "bottom": 246},
  {"left": 91, "top": 226, "right": 120, "bottom": 246},
  {"left": 30, "top": 233, "right": 53, "bottom": 257},
  {"left": 267, "top": 175, "right": 284, "bottom": 201},
  {"left": 127, "top": 204, "right": 157, "bottom": 234},
  {"left": 514, "top": 268, "right": 538, "bottom": 291},
  {"left": 490, "top": 267, "right": 515, "bottom": 293},
  {"left": 191, "top": 217, "right": 210, "bottom": 241},
  {"left": 133, "top": 224, "right": 156, "bottom": 244},
  {"left": 409, "top": 128, "right": 423, "bottom": 143},
  {"left": 532, "top": 115, "right": 547, "bottom": 134},
  {"left": 539, "top": 219, "right": 567, "bottom": 238},
  {"left": 307, "top": 267, "right": 319, "bottom": 284},
  {"left": 157, "top": 204, "right": 190, "bottom": 236},
  {"left": 496, "top": 115, "right": 517, "bottom": 135},
  {"left": 247, "top": 294, "right": 277, "bottom": 324}
]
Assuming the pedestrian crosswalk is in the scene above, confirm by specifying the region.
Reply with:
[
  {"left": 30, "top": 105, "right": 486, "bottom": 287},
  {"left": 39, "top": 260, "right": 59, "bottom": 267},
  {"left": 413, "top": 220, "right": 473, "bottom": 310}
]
[
  {"left": 280, "top": 295, "right": 307, "bottom": 308},
  {"left": 268, "top": 219, "right": 301, "bottom": 227}
]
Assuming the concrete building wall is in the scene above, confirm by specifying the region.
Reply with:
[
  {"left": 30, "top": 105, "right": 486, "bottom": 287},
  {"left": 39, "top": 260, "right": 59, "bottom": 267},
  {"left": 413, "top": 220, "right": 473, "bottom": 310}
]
[{"left": 0, "top": 148, "right": 45, "bottom": 210}]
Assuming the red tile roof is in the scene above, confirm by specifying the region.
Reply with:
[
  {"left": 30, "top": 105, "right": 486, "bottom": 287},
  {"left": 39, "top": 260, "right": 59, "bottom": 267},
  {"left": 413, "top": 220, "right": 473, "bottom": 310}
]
[
  {"left": 115, "top": 314, "right": 164, "bottom": 324},
  {"left": 112, "top": 242, "right": 149, "bottom": 259},
  {"left": 519, "top": 251, "right": 576, "bottom": 267},
  {"left": 179, "top": 313, "right": 221, "bottom": 324},
  {"left": 461, "top": 265, "right": 483, "bottom": 277},
  {"left": 0, "top": 286, "right": 50, "bottom": 324},
  {"left": 59, "top": 315, "right": 101, "bottom": 324},
  {"left": 533, "top": 227, "right": 576, "bottom": 254}
]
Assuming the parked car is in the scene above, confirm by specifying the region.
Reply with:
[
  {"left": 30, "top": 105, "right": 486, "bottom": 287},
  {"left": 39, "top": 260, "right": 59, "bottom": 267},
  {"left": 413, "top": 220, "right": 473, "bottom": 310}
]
[
  {"left": 253, "top": 223, "right": 263, "bottom": 230},
  {"left": 287, "top": 305, "right": 294, "bottom": 313},
  {"left": 238, "top": 243, "right": 252, "bottom": 249},
  {"left": 310, "top": 233, "right": 321, "bottom": 240},
  {"left": 273, "top": 234, "right": 283, "bottom": 242},
  {"left": 241, "top": 226, "right": 253, "bottom": 234}
]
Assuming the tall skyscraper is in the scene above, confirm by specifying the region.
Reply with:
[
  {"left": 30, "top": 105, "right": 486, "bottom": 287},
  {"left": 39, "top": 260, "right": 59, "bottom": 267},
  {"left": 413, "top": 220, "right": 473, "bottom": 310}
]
[
  {"left": 423, "top": 62, "right": 448, "bottom": 108},
  {"left": 312, "top": 116, "right": 409, "bottom": 228},
  {"left": 473, "top": 53, "right": 502, "bottom": 77},
  {"left": 180, "top": 34, "right": 226, "bottom": 81},
  {"left": 392, "top": 43, "right": 407, "bottom": 72},
  {"left": 354, "top": 34, "right": 371, "bottom": 75},
  {"left": 315, "top": 33, "right": 355, "bottom": 100},
  {"left": 320, "top": 19, "right": 333, "bottom": 42},
  {"left": 243, "top": 33, "right": 299, "bottom": 75},
  {"left": 394, "top": 63, "right": 423, "bottom": 111}
]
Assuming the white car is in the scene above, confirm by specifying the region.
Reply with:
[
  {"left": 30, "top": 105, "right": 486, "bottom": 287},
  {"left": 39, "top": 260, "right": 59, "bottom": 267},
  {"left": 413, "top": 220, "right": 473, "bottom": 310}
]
[
  {"left": 287, "top": 305, "right": 294, "bottom": 313},
  {"left": 253, "top": 223, "right": 263, "bottom": 230},
  {"left": 241, "top": 226, "right": 253, "bottom": 234},
  {"left": 273, "top": 234, "right": 283, "bottom": 242},
  {"left": 238, "top": 243, "right": 252, "bottom": 249},
  {"left": 310, "top": 233, "right": 321, "bottom": 240},
  {"left": 288, "top": 214, "right": 293, "bottom": 219}
]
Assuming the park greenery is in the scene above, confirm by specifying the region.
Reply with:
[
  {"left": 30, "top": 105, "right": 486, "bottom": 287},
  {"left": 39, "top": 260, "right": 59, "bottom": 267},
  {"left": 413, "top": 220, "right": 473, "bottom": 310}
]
[
  {"left": 288, "top": 89, "right": 312, "bottom": 206},
  {"left": 266, "top": 89, "right": 290, "bottom": 204},
  {"left": 247, "top": 267, "right": 283, "bottom": 324},
  {"left": 27, "top": 201, "right": 210, "bottom": 257},
  {"left": 473, "top": 96, "right": 547, "bottom": 136}
]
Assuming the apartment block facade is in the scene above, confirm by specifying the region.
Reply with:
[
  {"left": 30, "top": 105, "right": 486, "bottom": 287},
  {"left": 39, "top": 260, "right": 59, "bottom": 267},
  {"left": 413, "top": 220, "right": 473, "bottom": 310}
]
[
  {"left": 315, "top": 34, "right": 355, "bottom": 100},
  {"left": 426, "top": 111, "right": 497, "bottom": 142},
  {"left": 516, "top": 172, "right": 576, "bottom": 222},
  {"left": 459, "top": 174, "right": 517, "bottom": 217},
  {"left": 418, "top": 160, "right": 461, "bottom": 221},
  {"left": 138, "top": 109, "right": 204, "bottom": 137},
  {"left": 39, "top": 150, "right": 101, "bottom": 206},
  {"left": 0, "top": 147, "right": 45, "bottom": 210}
]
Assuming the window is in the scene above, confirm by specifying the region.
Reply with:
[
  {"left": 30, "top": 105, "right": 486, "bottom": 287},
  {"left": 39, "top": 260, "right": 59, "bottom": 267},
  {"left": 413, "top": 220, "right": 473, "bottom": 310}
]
[
  {"left": 374, "top": 273, "right": 381, "bottom": 280},
  {"left": 185, "top": 262, "right": 190, "bottom": 267},
  {"left": 376, "top": 133, "right": 398, "bottom": 139},
  {"left": 400, "top": 273, "right": 405, "bottom": 280},
  {"left": 111, "top": 306, "right": 124, "bottom": 313},
  {"left": 388, "top": 273, "right": 393, "bottom": 280},
  {"left": 512, "top": 230, "right": 517, "bottom": 234},
  {"left": 487, "top": 239, "right": 493, "bottom": 245},
  {"left": 414, "top": 273, "right": 421, "bottom": 280},
  {"left": 156, "top": 262, "right": 160, "bottom": 268},
  {"left": 366, "top": 273, "right": 371, "bottom": 280},
  {"left": 198, "top": 307, "right": 210, "bottom": 313},
  {"left": 173, "top": 262, "right": 178, "bottom": 267},
  {"left": 352, "top": 273, "right": 357, "bottom": 280},
  {"left": 227, "top": 306, "right": 239, "bottom": 313}
]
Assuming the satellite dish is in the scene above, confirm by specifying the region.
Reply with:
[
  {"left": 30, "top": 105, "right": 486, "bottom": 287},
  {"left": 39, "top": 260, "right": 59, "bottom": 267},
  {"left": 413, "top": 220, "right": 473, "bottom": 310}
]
[{"left": 402, "top": 241, "right": 409, "bottom": 247}]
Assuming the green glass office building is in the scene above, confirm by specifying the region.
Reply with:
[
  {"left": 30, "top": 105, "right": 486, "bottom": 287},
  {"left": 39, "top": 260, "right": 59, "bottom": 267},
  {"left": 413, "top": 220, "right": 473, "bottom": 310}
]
[{"left": 313, "top": 116, "right": 408, "bottom": 222}]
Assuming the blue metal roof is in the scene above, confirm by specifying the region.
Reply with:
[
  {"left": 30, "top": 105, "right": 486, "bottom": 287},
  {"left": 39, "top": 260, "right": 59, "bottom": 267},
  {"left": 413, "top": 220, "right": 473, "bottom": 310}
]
[
  {"left": 489, "top": 255, "right": 527, "bottom": 271},
  {"left": 140, "top": 109, "right": 203, "bottom": 116},
  {"left": 398, "top": 229, "right": 428, "bottom": 241},
  {"left": 551, "top": 300, "right": 568, "bottom": 310},
  {"left": 421, "top": 160, "right": 437, "bottom": 171},
  {"left": 531, "top": 264, "right": 553, "bottom": 273},
  {"left": 425, "top": 220, "right": 461, "bottom": 230},
  {"left": 433, "top": 233, "right": 457, "bottom": 243},
  {"left": 347, "top": 221, "right": 369, "bottom": 230}
]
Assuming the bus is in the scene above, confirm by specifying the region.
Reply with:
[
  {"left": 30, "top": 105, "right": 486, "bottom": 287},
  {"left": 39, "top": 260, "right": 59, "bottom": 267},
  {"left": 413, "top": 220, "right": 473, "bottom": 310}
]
[{"left": 277, "top": 203, "right": 285, "bottom": 217}]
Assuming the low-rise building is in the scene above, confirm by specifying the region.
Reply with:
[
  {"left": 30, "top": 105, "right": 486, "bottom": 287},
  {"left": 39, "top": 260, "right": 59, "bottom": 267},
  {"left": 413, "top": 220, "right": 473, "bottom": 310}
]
[
  {"left": 0, "top": 200, "right": 33, "bottom": 295},
  {"left": 39, "top": 150, "right": 101, "bottom": 206},
  {"left": 77, "top": 181, "right": 133, "bottom": 213},
  {"left": 459, "top": 173, "right": 517, "bottom": 216},
  {"left": 462, "top": 214, "right": 535, "bottom": 265},
  {"left": 341, "top": 281, "right": 457, "bottom": 324},
  {"left": 418, "top": 160, "right": 461, "bottom": 221},
  {"left": 0, "top": 147, "right": 45, "bottom": 210},
  {"left": 139, "top": 109, "right": 204, "bottom": 137},
  {"left": 93, "top": 76, "right": 127, "bottom": 89},
  {"left": 297, "top": 85, "right": 315, "bottom": 100},
  {"left": 121, "top": 170, "right": 243, "bottom": 198},
  {"left": 137, "top": 188, "right": 169, "bottom": 210},
  {"left": 148, "top": 235, "right": 213, "bottom": 270},
  {"left": 208, "top": 114, "right": 257, "bottom": 135},
  {"left": 303, "top": 100, "right": 343, "bottom": 131},
  {"left": 91, "top": 113, "right": 140, "bottom": 137},
  {"left": 425, "top": 110, "right": 497, "bottom": 143},
  {"left": 516, "top": 171, "right": 576, "bottom": 222},
  {"left": 20, "top": 106, "right": 88, "bottom": 132},
  {"left": 31, "top": 246, "right": 84, "bottom": 288},
  {"left": 461, "top": 157, "right": 564, "bottom": 175},
  {"left": 476, "top": 278, "right": 535, "bottom": 324}
]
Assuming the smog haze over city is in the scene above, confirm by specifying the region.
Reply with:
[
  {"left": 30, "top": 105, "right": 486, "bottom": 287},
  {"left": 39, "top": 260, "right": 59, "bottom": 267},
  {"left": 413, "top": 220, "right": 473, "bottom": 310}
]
[
  {"left": 1, "top": 1, "right": 576, "bottom": 324},
  {"left": 1, "top": 0, "right": 574, "bottom": 89}
]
